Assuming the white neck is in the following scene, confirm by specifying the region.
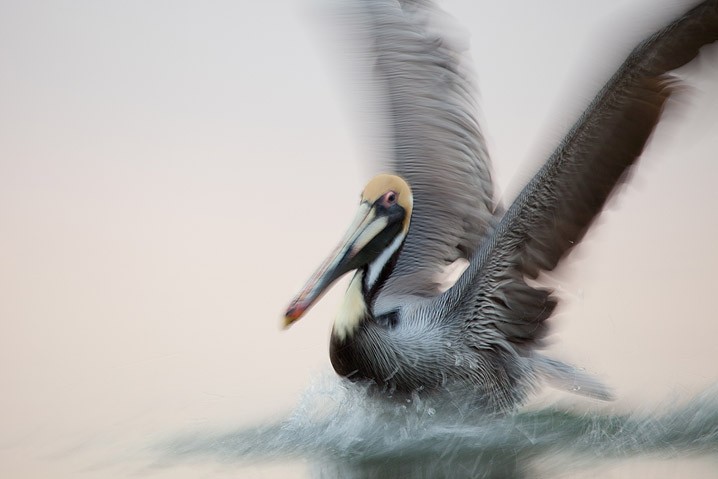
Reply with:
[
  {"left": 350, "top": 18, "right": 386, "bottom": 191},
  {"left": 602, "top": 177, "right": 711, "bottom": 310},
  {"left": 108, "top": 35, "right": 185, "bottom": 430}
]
[
  {"left": 365, "top": 233, "right": 405, "bottom": 292},
  {"left": 334, "top": 232, "right": 405, "bottom": 341}
]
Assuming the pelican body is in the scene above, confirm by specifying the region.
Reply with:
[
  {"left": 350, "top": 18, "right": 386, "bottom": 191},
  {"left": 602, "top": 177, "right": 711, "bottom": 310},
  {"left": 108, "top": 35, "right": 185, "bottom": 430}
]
[{"left": 284, "top": 0, "right": 718, "bottom": 410}]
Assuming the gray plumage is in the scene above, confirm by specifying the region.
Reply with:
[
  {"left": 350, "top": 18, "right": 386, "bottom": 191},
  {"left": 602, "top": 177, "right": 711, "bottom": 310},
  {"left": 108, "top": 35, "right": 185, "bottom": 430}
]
[
  {"left": 364, "top": 0, "right": 497, "bottom": 303},
  {"left": 291, "top": 0, "right": 718, "bottom": 412}
]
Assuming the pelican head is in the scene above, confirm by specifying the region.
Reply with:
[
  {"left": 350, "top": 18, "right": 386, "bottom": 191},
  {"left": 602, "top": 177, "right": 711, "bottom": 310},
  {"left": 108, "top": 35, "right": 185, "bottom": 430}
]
[{"left": 284, "top": 174, "right": 413, "bottom": 327}]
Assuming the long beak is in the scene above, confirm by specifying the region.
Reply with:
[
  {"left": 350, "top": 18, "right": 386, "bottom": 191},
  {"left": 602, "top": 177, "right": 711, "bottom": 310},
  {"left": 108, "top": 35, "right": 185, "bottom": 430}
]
[{"left": 284, "top": 202, "right": 388, "bottom": 327}]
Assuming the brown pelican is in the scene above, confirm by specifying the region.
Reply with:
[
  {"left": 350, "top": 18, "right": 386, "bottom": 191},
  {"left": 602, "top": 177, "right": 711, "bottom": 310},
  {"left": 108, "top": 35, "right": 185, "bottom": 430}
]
[{"left": 284, "top": 0, "right": 718, "bottom": 410}]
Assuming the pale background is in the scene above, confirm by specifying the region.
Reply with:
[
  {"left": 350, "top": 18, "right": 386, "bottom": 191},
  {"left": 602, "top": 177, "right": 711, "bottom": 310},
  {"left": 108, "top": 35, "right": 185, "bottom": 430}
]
[{"left": 1, "top": 0, "right": 717, "bottom": 477}]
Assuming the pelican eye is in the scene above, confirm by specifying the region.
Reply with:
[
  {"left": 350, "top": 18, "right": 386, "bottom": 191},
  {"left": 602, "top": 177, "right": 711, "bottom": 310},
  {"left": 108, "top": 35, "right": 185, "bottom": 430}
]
[{"left": 381, "top": 191, "right": 397, "bottom": 207}]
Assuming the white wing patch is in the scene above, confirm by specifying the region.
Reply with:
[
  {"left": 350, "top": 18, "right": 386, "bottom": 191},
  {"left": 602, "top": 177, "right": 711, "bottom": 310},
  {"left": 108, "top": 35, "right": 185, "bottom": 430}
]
[{"left": 437, "top": 257, "right": 469, "bottom": 293}]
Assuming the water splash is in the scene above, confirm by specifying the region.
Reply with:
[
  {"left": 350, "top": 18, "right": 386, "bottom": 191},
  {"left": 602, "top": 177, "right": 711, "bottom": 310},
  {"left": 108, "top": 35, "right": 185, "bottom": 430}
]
[{"left": 158, "top": 375, "right": 718, "bottom": 478}]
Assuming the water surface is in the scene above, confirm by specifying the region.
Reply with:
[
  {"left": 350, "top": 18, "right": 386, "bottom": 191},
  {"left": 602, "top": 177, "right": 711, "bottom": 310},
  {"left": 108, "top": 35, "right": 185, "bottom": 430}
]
[{"left": 160, "top": 375, "right": 718, "bottom": 478}]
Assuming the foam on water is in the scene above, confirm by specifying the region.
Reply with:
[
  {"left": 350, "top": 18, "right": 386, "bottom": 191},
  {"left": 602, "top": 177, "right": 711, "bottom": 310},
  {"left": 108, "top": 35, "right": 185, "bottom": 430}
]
[{"left": 159, "top": 375, "right": 718, "bottom": 478}]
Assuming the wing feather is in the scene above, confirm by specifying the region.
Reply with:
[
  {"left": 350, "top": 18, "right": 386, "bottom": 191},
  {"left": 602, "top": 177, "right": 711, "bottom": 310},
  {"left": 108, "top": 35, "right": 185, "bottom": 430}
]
[
  {"left": 359, "top": 0, "right": 498, "bottom": 303},
  {"left": 443, "top": 0, "right": 718, "bottom": 346}
]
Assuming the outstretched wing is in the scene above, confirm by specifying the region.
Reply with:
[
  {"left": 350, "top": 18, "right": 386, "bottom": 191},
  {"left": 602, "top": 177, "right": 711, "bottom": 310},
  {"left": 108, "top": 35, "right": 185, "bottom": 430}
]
[
  {"left": 444, "top": 0, "right": 718, "bottom": 346},
  {"left": 358, "top": 0, "right": 497, "bottom": 303}
]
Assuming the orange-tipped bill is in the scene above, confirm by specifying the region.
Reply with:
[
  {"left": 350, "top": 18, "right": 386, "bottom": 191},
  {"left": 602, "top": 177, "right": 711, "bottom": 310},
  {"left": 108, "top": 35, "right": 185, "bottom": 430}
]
[{"left": 283, "top": 202, "right": 388, "bottom": 327}]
